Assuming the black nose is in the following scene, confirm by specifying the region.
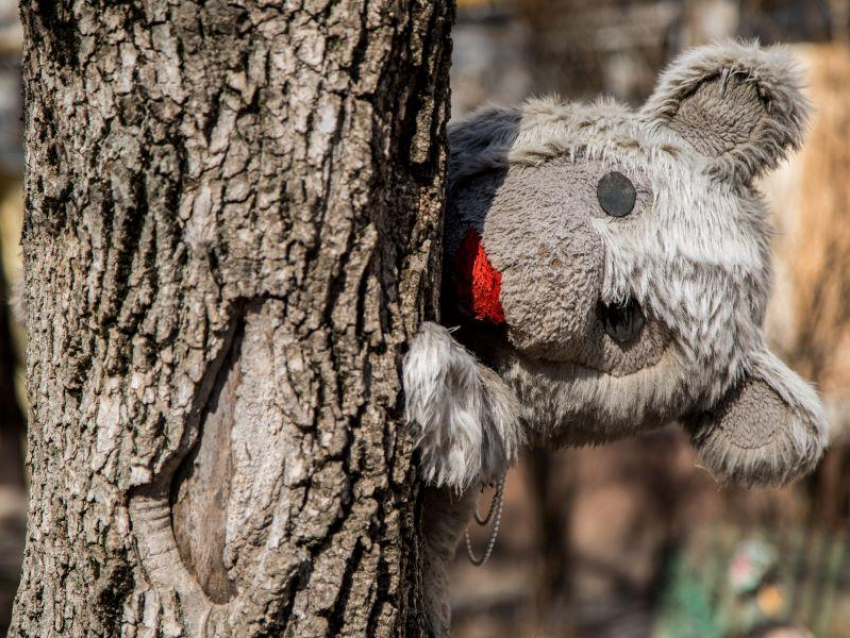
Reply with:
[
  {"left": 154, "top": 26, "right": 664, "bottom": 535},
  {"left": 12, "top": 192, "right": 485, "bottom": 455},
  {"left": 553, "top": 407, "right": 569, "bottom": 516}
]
[{"left": 598, "top": 297, "right": 645, "bottom": 342}]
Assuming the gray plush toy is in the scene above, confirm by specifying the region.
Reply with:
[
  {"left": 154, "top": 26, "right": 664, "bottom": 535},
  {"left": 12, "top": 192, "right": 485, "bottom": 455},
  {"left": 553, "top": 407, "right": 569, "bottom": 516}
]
[{"left": 403, "top": 41, "right": 829, "bottom": 635}]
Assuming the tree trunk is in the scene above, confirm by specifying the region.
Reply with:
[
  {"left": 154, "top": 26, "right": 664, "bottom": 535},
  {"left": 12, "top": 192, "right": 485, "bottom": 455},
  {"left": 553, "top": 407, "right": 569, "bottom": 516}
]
[{"left": 12, "top": 1, "right": 453, "bottom": 636}]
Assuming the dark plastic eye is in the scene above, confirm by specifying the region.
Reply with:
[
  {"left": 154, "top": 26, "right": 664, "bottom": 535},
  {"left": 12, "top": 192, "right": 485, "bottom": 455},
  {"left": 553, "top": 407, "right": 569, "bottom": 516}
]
[{"left": 597, "top": 171, "right": 636, "bottom": 218}]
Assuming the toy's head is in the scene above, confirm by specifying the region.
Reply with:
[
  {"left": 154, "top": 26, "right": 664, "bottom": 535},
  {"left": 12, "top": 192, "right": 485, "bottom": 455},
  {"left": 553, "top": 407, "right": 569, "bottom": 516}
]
[{"left": 405, "top": 42, "right": 828, "bottom": 490}]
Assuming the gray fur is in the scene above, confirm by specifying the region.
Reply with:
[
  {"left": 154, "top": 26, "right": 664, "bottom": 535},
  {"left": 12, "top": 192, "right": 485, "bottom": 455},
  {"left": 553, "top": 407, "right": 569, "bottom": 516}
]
[
  {"left": 419, "top": 487, "right": 479, "bottom": 637},
  {"left": 456, "top": 159, "right": 671, "bottom": 376},
  {"left": 10, "top": 276, "right": 26, "bottom": 326},
  {"left": 686, "top": 346, "right": 828, "bottom": 487},
  {"left": 641, "top": 40, "right": 812, "bottom": 185},
  {"left": 447, "top": 105, "right": 521, "bottom": 185},
  {"left": 403, "top": 322, "right": 521, "bottom": 490},
  {"left": 405, "top": 41, "right": 829, "bottom": 635}
]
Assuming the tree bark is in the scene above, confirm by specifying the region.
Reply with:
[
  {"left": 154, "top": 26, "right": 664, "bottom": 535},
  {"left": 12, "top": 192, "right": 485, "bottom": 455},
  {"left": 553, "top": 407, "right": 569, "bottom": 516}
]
[{"left": 12, "top": 1, "right": 453, "bottom": 636}]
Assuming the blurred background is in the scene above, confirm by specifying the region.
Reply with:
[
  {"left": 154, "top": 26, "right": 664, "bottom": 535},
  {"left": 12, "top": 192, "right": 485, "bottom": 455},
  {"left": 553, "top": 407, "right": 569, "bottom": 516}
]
[
  {"left": 0, "top": 1, "right": 846, "bottom": 637},
  {"left": 451, "top": 1, "right": 850, "bottom": 637},
  {"left": 0, "top": 0, "right": 25, "bottom": 635}
]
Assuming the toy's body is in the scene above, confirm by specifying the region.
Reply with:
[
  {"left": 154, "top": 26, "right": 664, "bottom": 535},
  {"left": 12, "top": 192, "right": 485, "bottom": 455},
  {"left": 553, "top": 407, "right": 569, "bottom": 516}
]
[{"left": 404, "top": 42, "right": 829, "bottom": 636}]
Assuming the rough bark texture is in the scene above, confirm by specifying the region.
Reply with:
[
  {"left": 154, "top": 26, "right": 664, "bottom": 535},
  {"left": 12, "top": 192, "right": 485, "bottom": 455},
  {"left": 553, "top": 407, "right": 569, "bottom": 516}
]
[{"left": 13, "top": 1, "right": 453, "bottom": 636}]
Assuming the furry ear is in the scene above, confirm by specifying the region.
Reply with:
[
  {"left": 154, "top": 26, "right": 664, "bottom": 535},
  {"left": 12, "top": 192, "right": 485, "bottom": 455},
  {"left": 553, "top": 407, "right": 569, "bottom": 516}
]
[
  {"left": 448, "top": 105, "right": 521, "bottom": 186},
  {"left": 684, "top": 348, "right": 829, "bottom": 487},
  {"left": 403, "top": 322, "right": 521, "bottom": 490},
  {"left": 642, "top": 40, "right": 811, "bottom": 184}
]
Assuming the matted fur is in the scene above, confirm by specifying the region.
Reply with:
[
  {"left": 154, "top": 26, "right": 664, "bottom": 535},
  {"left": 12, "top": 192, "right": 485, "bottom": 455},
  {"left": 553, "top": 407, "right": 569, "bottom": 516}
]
[
  {"left": 687, "top": 346, "right": 828, "bottom": 487},
  {"left": 642, "top": 40, "right": 812, "bottom": 185},
  {"left": 403, "top": 322, "right": 521, "bottom": 489},
  {"left": 414, "top": 41, "right": 826, "bottom": 486}
]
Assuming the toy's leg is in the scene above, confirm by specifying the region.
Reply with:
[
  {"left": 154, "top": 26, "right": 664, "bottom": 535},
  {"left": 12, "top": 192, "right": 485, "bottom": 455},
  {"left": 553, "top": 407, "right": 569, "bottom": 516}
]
[
  {"left": 420, "top": 486, "right": 478, "bottom": 638},
  {"left": 404, "top": 322, "right": 521, "bottom": 635},
  {"left": 403, "top": 322, "right": 521, "bottom": 491}
]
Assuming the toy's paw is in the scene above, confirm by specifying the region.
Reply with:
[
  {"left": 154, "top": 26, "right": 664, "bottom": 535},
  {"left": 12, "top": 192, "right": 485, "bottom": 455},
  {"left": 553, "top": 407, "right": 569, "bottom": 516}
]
[
  {"left": 403, "top": 322, "right": 521, "bottom": 490},
  {"left": 686, "top": 349, "right": 829, "bottom": 487}
]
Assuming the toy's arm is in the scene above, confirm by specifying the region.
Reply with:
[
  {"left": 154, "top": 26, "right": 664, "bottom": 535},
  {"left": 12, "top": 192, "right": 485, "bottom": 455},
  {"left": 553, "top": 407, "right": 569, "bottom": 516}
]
[
  {"left": 403, "top": 322, "right": 522, "bottom": 490},
  {"left": 404, "top": 322, "right": 521, "bottom": 635},
  {"left": 684, "top": 347, "right": 829, "bottom": 487}
]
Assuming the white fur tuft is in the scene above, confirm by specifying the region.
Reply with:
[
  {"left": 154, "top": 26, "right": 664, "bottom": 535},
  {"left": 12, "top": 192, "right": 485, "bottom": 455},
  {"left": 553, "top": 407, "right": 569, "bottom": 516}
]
[{"left": 403, "top": 322, "right": 521, "bottom": 490}]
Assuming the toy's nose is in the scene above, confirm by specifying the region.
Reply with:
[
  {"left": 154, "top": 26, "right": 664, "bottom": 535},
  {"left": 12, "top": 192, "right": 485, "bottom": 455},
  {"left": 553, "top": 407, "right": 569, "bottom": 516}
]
[{"left": 597, "top": 297, "right": 646, "bottom": 342}]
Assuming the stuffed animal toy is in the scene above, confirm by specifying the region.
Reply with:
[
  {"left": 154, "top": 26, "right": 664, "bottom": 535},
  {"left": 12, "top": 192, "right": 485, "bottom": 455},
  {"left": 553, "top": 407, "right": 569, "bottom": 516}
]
[{"left": 403, "top": 41, "right": 830, "bottom": 636}]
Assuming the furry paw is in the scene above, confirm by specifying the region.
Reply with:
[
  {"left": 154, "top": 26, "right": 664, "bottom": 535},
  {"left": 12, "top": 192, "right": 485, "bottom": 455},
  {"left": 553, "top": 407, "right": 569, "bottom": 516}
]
[{"left": 403, "top": 322, "right": 520, "bottom": 490}]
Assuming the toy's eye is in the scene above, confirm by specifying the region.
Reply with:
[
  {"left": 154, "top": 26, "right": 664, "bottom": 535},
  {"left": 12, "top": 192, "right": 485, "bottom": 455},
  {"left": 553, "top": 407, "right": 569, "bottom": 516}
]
[{"left": 597, "top": 171, "right": 636, "bottom": 218}]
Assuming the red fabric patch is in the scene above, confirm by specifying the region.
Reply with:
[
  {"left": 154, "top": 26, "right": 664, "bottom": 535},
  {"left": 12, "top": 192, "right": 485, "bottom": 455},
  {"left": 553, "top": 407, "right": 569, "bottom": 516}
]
[{"left": 453, "top": 228, "right": 506, "bottom": 325}]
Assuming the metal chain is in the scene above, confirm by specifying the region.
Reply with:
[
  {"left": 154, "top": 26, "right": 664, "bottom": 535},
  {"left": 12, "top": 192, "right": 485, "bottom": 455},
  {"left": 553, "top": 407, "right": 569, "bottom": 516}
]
[
  {"left": 465, "top": 474, "right": 506, "bottom": 567},
  {"left": 473, "top": 478, "right": 501, "bottom": 525}
]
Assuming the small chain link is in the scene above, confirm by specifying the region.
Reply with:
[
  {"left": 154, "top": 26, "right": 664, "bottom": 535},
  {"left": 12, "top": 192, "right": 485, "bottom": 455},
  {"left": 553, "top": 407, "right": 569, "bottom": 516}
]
[
  {"left": 465, "top": 474, "right": 506, "bottom": 567},
  {"left": 473, "top": 479, "right": 501, "bottom": 525}
]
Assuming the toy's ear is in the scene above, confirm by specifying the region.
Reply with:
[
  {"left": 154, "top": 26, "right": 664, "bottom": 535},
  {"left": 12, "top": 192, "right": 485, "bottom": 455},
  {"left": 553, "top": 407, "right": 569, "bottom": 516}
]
[
  {"left": 403, "top": 322, "right": 522, "bottom": 490},
  {"left": 448, "top": 105, "right": 521, "bottom": 186},
  {"left": 684, "top": 348, "right": 829, "bottom": 487},
  {"left": 642, "top": 41, "right": 811, "bottom": 185}
]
